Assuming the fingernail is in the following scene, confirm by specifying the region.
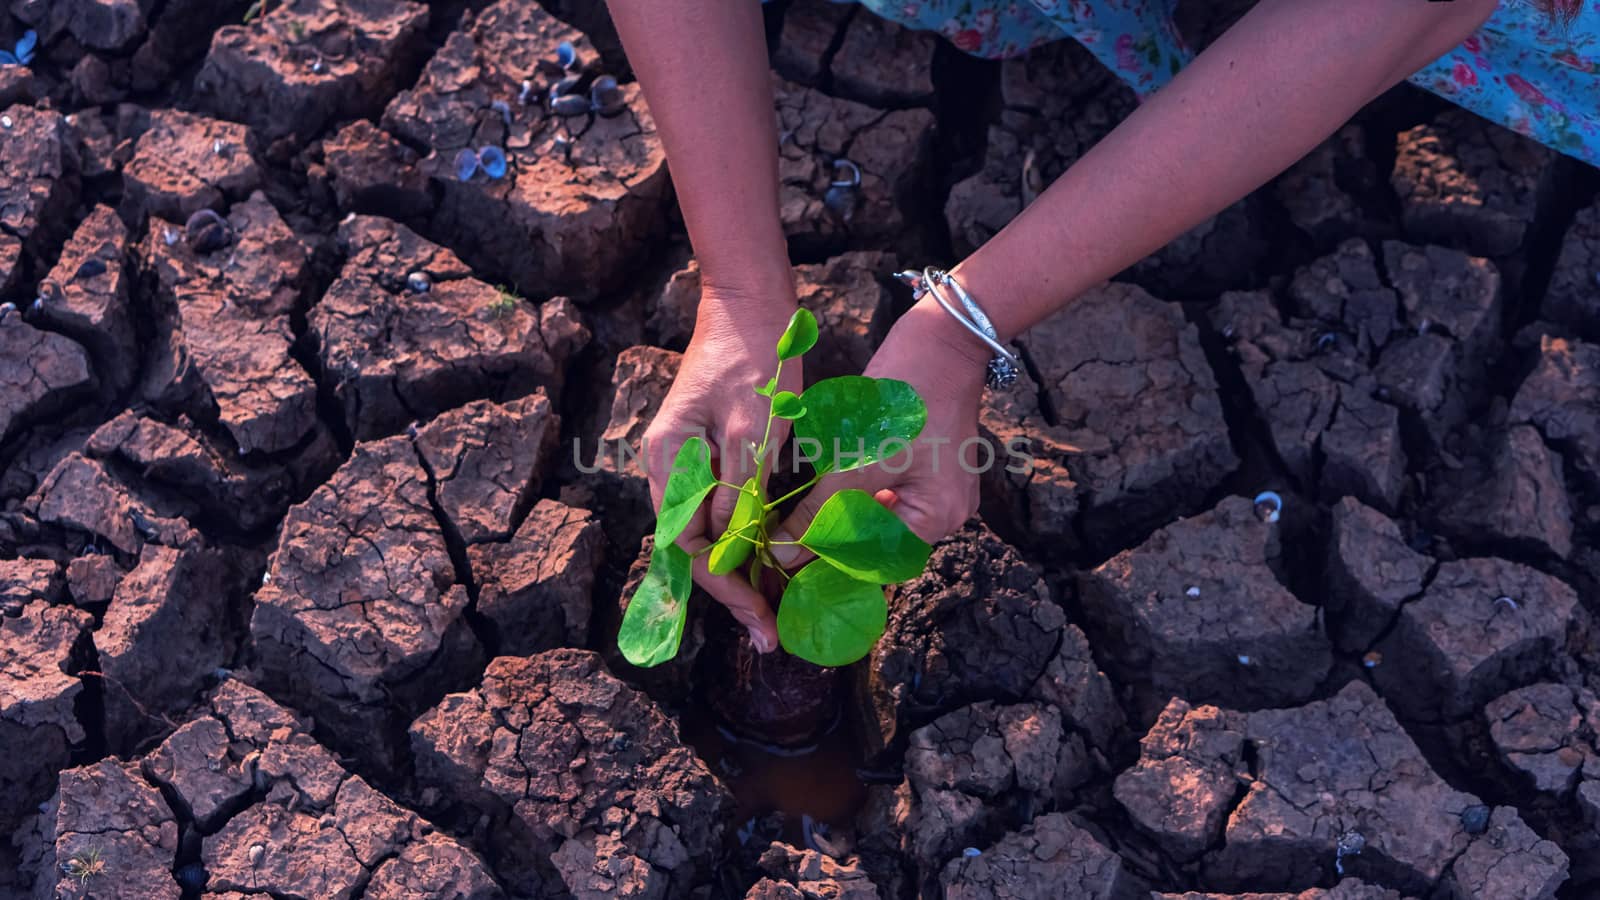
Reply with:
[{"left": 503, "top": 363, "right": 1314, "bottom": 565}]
[
  {"left": 748, "top": 626, "right": 775, "bottom": 654},
  {"left": 771, "top": 531, "right": 800, "bottom": 567}
]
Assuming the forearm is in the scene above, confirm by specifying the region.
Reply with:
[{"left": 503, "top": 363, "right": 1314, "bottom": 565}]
[
  {"left": 607, "top": 0, "right": 792, "bottom": 304},
  {"left": 952, "top": 0, "right": 1498, "bottom": 342}
]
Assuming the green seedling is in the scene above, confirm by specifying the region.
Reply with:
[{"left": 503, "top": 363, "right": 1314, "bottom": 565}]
[
  {"left": 63, "top": 846, "right": 105, "bottom": 886},
  {"left": 618, "top": 309, "right": 932, "bottom": 669},
  {"left": 488, "top": 285, "right": 520, "bottom": 319}
]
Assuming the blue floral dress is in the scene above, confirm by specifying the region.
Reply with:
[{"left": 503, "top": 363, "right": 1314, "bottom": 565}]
[{"left": 853, "top": 0, "right": 1600, "bottom": 165}]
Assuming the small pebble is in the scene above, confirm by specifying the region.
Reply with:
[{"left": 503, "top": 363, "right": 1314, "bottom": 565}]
[
  {"left": 311, "top": 58, "right": 325, "bottom": 74},
  {"left": 1362, "top": 651, "right": 1382, "bottom": 669},
  {"left": 1185, "top": 585, "right": 1201, "bottom": 598},
  {"left": 1493, "top": 595, "right": 1519, "bottom": 611},
  {"left": 248, "top": 844, "right": 266, "bottom": 868},
  {"left": 963, "top": 847, "right": 981, "bottom": 858},
  {"left": 406, "top": 271, "right": 431, "bottom": 293},
  {"left": 0, "top": 115, "right": 11, "bottom": 128},
  {"left": 1237, "top": 654, "right": 1252, "bottom": 666},
  {"left": 1461, "top": 804, "right": 1491, "bottom": 835},
  {"left": 212, "top": 138, "right": 223, "bottom": 154}
]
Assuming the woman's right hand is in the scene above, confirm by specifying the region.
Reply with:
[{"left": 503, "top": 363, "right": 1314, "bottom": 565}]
[{"left": 644, "top": 283, "right": 800, "bottom": 654}]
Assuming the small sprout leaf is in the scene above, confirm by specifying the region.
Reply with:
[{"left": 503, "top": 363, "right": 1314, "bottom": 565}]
[
  {"left": 771, "top": 391, "right": 805, "bottom": 420},
  {"left": 754, "top": 374, "right": 778, "bottom": 397},
  {"left": 1252, "top": 490, "right": 1283, "bottom": 523},
  {"left": 708, "top": 478, "right": 762, "bottom": 575},
  {"left": 556, "top": 40, "right": 577, "bottom": 70},
  {"left": 794, "top": 376, "right": 926, "bottom": 475},
  {"left": 654, "top": 436, "right": 716, "bottom": 547},
  {"left": 798, "top": 489, "right": 930, "bottom": 583},
  {"left": 618, "top": 541, "right": 692, "bottom": 667},
  {"left": 776, "top": 308, "right": 818, "bottom": 360},
  {"left": 591, "top": 75, "right": 625, "bottom": 116},
  {"left": 777, "top": 560, "right": 887, "bottom": 667}
]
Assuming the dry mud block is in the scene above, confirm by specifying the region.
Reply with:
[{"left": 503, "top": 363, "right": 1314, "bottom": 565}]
[
  {"left": 855, "top": 521, "right": 1122, "bottom": 765},
  {"left": 983, "top": 282, "right": 1236, "bottom": 552},
  {"left": 1432, "top": 423, "right": 1573, "bottom": 559},
  {"left": 1275, "top": 124, "right": 1385, "bottom": 247},
  {"left": 938, "top": 813, "right": 1132, "bottom": 900},
  {"left": 319, "top": 118, "right": 434, "bottom": 220},
  {"left": 0, "top": 302, "right": 94, "bottom": 448},
  {"left": 1544, "top": 195, "right": 1600, "bottom": 337},
  {"left": 141, "top": 192, "right": 325, "bottom": 458},
  {"left": 25, "top": 450, "right": 200, "bottom": 556},
  {"left": 0, "top": 601, "right": 91, "bottom": 836},
  {"left": 587, "top": 344, "right": 681, "bottom": 541},
  {"left": 410, "top": 649, "right": 733, "bottom": 897},
  {"left": 380, "top": 0, "right": 667, "bottom": 299},
  {"left": 1216, "top": 238, "right": 1500, "bottom": 482},
  {"left": 120, "top": 110, "right": 262, "bottom": 222},
  {"left": 0, "top": 557, "right": 64, "bottom": 609},
  {"left": 468, "top": 498, "right": 601, "bottom": 657},
  {"left": 196, "top": 0, "right": 429, "bottom": 143},
  {"left": 1372, "top": 557, "right": 1579, "bottom": 721},
  {"left": 1511, "top": 335, "right": 1600, "bottom": 494},
  {"left": 1079, "top": 495, "right": 1330, "bottom": 708},
  {"left": 250, "top": 434, "right": 483, "bottom": 770},
  {"left": 413, "top": 391, "right": 558, "bottom": 545},
  {"left": 98, "top": 541, "right": 233, "bottom": 754},
  {"left": 12, "top": 0, "right": 151, "bottom": 51},
  {"left": 20, "top": 678, "right": 501, "bottom": 898},
  {"left": 1392, "top": 109, "right": 1552, "bottom": 259},
  {"left": 15, "top": 758, "right": 181, "bottom": 899},
  {"left": 773, "top": 76, "right": 934, "bottom": 256},
  {"left": 313, "top": 215, "right": 586, "bottom": 441},
  {"left": 751, "top": 842, "right": 880, "bottom": 900},
  {"left": 773, "top": 0, "right": 936, "bottom": 107},
  {"left": 649, "top": 252, "right": 896, "bottom": 381},
  {"left": 1118, "top": 683, "right": 1567, "bottom": 896},
  {"left": 1486, "top": 682, "right": 1600, "bottom": 798},
  {"left": 30, "top": 205, "right": 137, "bottom": 396},
  {"left": 0, "top": 104, "right": 81, "bottom": 295},
  {"left": 1324, "top": 497, "right": 1433, "bottom": 654},
  {"left": 83, "top": 411, "right": 315, "bottom": 535}
]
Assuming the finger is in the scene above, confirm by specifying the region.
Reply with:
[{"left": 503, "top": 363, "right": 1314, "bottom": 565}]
[
  {"left": 770, "top": 469, "right": 867, "bottom": 570},
  {"left": 880, "top": 484, "right": 959, "bottom": 545},
  {"left": 707, "top": 418, "right": 763, "bottom": 536},
  {"left": 686, "top": 543, "right": 778, "bottom": 653}
]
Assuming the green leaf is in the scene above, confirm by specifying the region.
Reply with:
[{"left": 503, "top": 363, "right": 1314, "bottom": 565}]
[
  {"left": 771, "top": 391, "right": 805, "bottom": 420},
  {"left": 798, "top": 489, "right": 931, "bottom": 583},
  {"left": 776, "top": 308, "right": 818, "bottom": 361},
  {"left": 654, "top": 437, "right": 715, "bottom": 547},
  {"left": 754, "top": 374, "right": 778, "bottom": 398},
  {"left": 776, "top": 560, "right": 887, "bottom": 667},
  {"left": 792, "top": 376, "right": 926, "bottom": 475},
  {"left": 707, "top": 477, "right": 762, "bottom": 575},
  {"left": 618, "top": 542, "right": 692, "bottom": 667}
]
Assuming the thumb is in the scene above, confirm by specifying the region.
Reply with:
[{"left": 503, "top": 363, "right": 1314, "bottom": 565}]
[
  {"left": 769, "top": 484, "right": 831, "bottom": 570},
  {"left": 876, "top": 486, "right": 951, "bottom": 546}
]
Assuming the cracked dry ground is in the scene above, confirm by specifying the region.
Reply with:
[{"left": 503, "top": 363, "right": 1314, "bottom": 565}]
[{"left": 3, "top": 0, "right": 1600, "bottom": 897}]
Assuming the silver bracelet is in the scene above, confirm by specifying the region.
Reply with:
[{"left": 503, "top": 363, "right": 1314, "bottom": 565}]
[{"left": 894, "top": 267, "right": 1020, "bottom": 389}]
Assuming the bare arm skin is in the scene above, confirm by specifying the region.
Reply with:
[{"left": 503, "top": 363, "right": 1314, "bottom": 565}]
[
  {"left": 771, "top": 0, "right": 1501, "bottom": 558},
  {"left": 609, "top": 0, "right": 798, "bottom": 651}
]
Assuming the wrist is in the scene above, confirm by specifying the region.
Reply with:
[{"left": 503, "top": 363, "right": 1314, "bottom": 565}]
[{"left": 892, "top": 294, "right": 993, "bottom": 395}]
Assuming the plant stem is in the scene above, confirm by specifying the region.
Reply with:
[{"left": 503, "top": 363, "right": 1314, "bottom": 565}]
[{"left": 764, "top": 473, "right": 821, "bottom": 511}]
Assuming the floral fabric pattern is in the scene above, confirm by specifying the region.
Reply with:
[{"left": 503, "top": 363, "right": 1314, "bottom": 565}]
[{"left": 852, "top": 0, "right": 1600, "bottom": 165}]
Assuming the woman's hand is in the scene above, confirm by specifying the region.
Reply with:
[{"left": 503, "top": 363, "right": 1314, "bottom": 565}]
[
  {"left": 771, "top": 295, "right": 992, "bottom": 561},
  {"left": 644, "top": 285, "right": 801, "bottom": 653}
]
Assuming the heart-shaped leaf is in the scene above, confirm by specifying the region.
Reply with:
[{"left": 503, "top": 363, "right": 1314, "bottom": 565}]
[
  {"left": 707, "top": 477, "right": 762, "bottom": 575},
  {"left": 776, "top": 308, "right": 818, "bottom": 360},
  {"left": 798, "top": 489, "right": 930, "bottom": 583},
  {"left": 776, "top": 560, "right": 887, "bottom": 667},
  {"left": 793, "top": 376, "right": 926, "bottom": 475},
  {"left": 618, "top": 541, "right": 692, "bottom": 667},
  {"left": 654, "top": 436, "right": 715, "bottom": 547},
  {"left": 772, "top": 391, "right": 805, "bottom": 420}
]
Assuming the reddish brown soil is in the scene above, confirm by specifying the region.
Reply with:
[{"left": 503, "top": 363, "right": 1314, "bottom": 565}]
[{"left": 1, "top": 0, "right": 1598, "bottom": 897}]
